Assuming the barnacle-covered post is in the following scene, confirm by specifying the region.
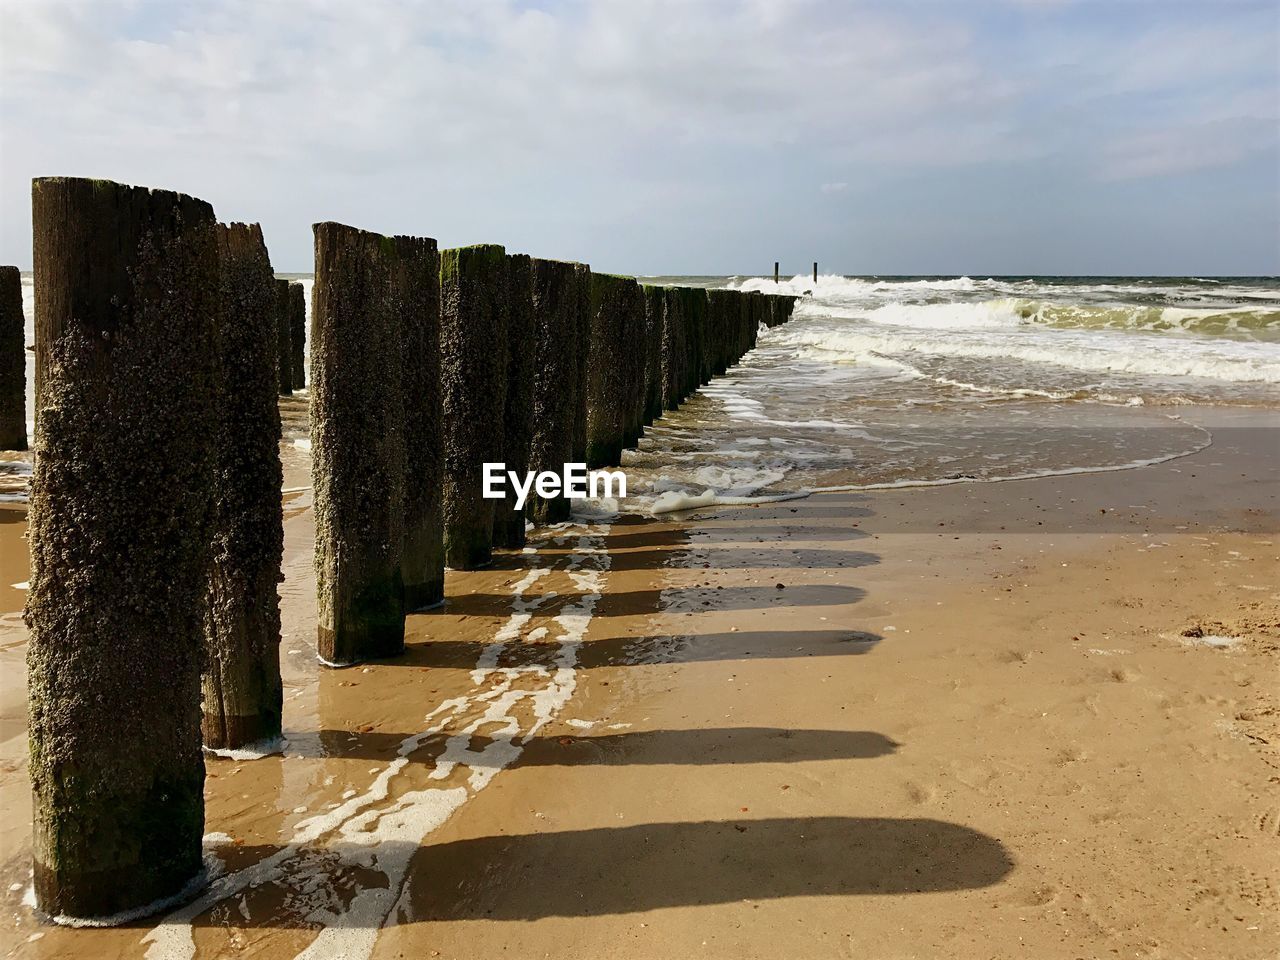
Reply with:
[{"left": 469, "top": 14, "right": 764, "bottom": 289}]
[
  {"left": 27, "top": 176, "right": 219, "bottom": 919},
  {"left": 203, "top": 222, "right": 284, "bottom": 750},
  {"left": 311, "top": 222, "right": 412, "bottom": 664},
  {"left": 440, "top": 244, "right": 508, "bottom": 569},
  {"left": 494, "top": 252, "right": 534, "bottom": 549}
]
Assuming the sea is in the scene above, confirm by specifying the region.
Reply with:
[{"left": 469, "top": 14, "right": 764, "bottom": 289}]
[{"left": 12, "top": 273, "right": 1280, "bottom": 512}]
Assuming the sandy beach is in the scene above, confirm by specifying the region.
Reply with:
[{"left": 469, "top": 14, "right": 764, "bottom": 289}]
[{"left": 0, "top": 402, "right": 1275, "bottom": 959}]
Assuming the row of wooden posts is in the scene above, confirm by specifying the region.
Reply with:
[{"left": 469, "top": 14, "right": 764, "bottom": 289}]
[{"left": 16, "top": 177, "right": 797, "bottom": 921}]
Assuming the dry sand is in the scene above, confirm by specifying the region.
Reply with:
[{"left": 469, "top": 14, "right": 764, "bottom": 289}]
[{"left": 0, "top": 404, "right": 1276, "bottom": 959}]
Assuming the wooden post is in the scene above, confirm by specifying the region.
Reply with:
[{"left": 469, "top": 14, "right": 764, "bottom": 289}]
[
  {"left": 774, "top": 262, "right": 779, "bottom": 284},
  {"left": 27, "top": 176, "right": 218, "bottom": 919},
  {"left": 288, "top": 281, "right": 306, "bottom": 390},
  {"left": 399, "top": 237, "right": 443, "bottom": 611},
  {"left": 311, "top": 222, "right": 411, "bottom": 665},
  {"left": 0, "top": 266, "right": 24, "bottom": 450},
  {"left": 528, "top": 259, "right": 581, "bottom": 525},
  {"left": 640, "top": 284, "right": 665, "bottom": 427},
  {"left": 570, "top": 263, "right": 591, "bottom": 464},
  {"left": 585, "top": 272, "right": 637, "bottom": 467},
  {"left": 440, "top": 245, "right": 508, "bottom": 570},
  {"left": 813, "top": 262, "right": 818, "bottom": 283},
  {"left": 493, "top": 253, "right": 533, "bottom": 549},
  {"left": 660, "top": 286, "right": 685, "bottom": 412},
  {"left": 203, "top": 223, "right": 284, "bottom": 750},
  {"left": 706, "top": 289, "right": 736, "bottom": 376},
  {"left": 274, "top": 278, "right": 292, "bottom": 395}
]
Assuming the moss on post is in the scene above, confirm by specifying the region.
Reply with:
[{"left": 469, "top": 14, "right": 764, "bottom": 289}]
[
  {"left": 0, "top": 266, "right": 24, "bottom": 450},
  {"left": 203, "top": 223, "right": 284, "bottom": 750},
  {"left": 571, "top": 263, "right": 592, "bottom": 463},
  {"left": 527, "top": 258, "right": 580, "bottom": 525},
  {"left": 440, "top": 244, "right": 508, "bottom": 569},
  {"left": 399, "top": 237, "right": 443, "bottom": 611},
  {"left": 311, "top": 222, "right": 411, "bottom": 665},
  {"left": 288, "top": 281, "right": 306, "bottom": 390},
  {"left": 27, "top": 176, "right": 217, "bottom": 919},
  {"left": 494, "top": 253, "right": 534, "bottom": 549}
]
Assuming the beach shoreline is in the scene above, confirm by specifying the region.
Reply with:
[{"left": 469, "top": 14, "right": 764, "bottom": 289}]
[{"left": 0, "top": 402, "right": 1275, "bottom": 957}]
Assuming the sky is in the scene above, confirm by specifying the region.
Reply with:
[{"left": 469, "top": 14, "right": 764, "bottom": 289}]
[{"left": 1, "top": 0, "right": 1277, "bottom": 275}]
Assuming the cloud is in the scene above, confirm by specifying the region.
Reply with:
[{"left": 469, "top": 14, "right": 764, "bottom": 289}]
[{"left": 0, "top": 0, "right": 1276, "bottom": 271}]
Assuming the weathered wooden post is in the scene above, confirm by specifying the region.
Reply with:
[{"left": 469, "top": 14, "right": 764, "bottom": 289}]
[
  {"left": 399, "top": 237, "right": 443, "bottom": 611},
  {"left": 774, "top": 262, "right": 780, "bottom": 284},
  {"left": 440, "top": 244, "right": 507, "bottom": 569},
  {"left": 27, "top": 177, "right": 218, "bottom": 919},
  {"left": 682, "top": 287, "right": 707, "bottom": 394},
  {"left": 274, "top": 278, "right": 292, "bottom": 395},
  {"left": 640, "top": 283, "right": 665, "bottom": 427},
  {"left": 311, "top": 222, "right": 409, "bottom": 664},
  {"left": 0, "top": 266, "right": 24, "bottom": 450},
  {"left": 288, "top": 280, "right": 306, "bottom": 390},
  {"left": 706, "top": 289, "right": 736, "bottom": 376},
  {"left": 621, "top": 279, "right": 646, "bottom": 449},
  {"left": 494, "top": 253, "right": 533, "bottom": 549},
  {"left": 527, "top": 259, "right": 580, "bottom": 524},
  {"left": 203, "top": 223, "right": 284, "bottom": 751},
  {"left": 660, "top": 285, "right": 685, "bottom": 411},
  {"left": 571, "top": 262, "right": 591, "bottom": 464},
  {"left": 585, "top": 272, "right": 638, "bottom": 467},
  {"left": 813, "top": 262, "right": 818, "bottom": 284}
]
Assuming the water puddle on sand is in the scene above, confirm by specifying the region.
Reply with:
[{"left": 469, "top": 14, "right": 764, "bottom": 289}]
[{"left": 138, "top": 521, "right": 609, "bottom": 960}]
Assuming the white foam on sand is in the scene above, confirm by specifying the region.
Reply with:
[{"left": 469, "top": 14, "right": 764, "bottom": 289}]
[{"left": 142, "top": 521, "right": 610, "bottom": 960}]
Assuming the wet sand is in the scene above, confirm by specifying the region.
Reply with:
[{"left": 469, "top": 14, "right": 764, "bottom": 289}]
[{"left": 0, "top": 404, "right": 1277, "bottom": 959}]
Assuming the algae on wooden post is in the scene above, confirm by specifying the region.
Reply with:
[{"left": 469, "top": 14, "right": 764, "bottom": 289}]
[
  {"left": 288, "top": 281, "right": 306, "bottom": 390},
  {"left": 528, "top": 258, "right": 580, "bottom": 525},
  {"left": 440, "top": 244, "right": 508, "bottom": 569},
  {"left": 274, "top": 277, "right": 292, "bottom": 395},
  {"left": 203, "top": 223, "right": 284, "bottom": 751},
  {"left": 311, "top": 222, "right": 409, "bottom": 665},
  {"left": 494, "top": 253, "right": 534, "bottom": 549},
  {"left": 398, "top": 236, "right": 443, "bottom": 611},
  {"left": 27, "top": 176, "right": 218, "bottom": 920},
  {"left": 0, "top": 266, "right": 24, "bottom": 450}
]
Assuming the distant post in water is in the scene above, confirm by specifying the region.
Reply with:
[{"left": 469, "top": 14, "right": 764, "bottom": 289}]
[
  {"left": 0, "top": 266, "right": 24, "bottom": 450},
  {"left": 27, "top": 177, "right": 219, "bottom": 919},
  {"left": 813, "top": 262, "right": 818, "bottom": 284},
  {"left": 774, "top": 262, "right": 780, "bottom": 284},
  {"left": 274, "top": 277, "right": 292, "bottom": 395},
  {"left": 203, "top": 223, "right": 284, "bottom": 750},
  {"left": 398, "top": 236, "right": 443, "bottom": 611},
  {"left": 288, "top": 281, "right": 306, "bottom": 390},
  {"left": 494, "top": 253, "right": 533, "bottom": 549},
  {"left": 440, "top": 244, "right": 508, "bottom": 569},
  {"left": 311, "top": 222, "right": 409, "bottom": 664},
  {"left": 528, "top": 258, "right": 581, "bottom": 525}
]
